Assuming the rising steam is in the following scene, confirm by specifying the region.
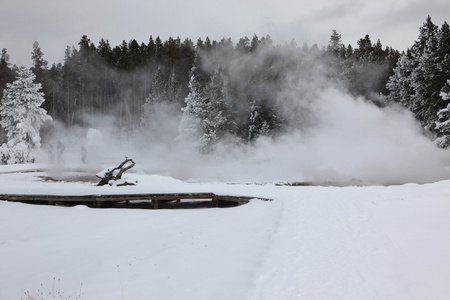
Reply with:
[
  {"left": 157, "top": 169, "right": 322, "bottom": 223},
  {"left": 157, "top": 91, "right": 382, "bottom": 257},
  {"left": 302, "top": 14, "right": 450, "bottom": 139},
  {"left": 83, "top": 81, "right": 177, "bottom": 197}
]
[
  {"left": 39, "top": 45, "right": 450, "bottom": 186},
  {"left": 41, "top": 86, "right": 450, "bottom": 186},
  {"left": 143, "top": 88, "right": 450, "bottom": 185}
]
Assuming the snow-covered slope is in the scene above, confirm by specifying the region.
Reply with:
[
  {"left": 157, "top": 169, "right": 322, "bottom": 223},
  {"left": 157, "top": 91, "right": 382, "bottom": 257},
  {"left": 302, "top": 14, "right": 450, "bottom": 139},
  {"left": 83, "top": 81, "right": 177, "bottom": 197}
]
[{"left": 1, "top": 166, "right": 450, "bottom": 300}]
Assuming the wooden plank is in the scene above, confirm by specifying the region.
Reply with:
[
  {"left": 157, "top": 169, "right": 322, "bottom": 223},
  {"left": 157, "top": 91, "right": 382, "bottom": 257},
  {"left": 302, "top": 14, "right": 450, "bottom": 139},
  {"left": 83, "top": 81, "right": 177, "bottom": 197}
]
[{"left": 153, "top": 200, "right": 159, "bottom": 209}]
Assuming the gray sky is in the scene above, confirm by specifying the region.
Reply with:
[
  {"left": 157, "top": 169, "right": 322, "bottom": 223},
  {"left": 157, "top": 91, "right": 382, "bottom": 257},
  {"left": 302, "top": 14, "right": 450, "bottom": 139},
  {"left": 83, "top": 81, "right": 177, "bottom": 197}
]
[{"left": 1, "top": 0, "right": 449, "bottom": 67}]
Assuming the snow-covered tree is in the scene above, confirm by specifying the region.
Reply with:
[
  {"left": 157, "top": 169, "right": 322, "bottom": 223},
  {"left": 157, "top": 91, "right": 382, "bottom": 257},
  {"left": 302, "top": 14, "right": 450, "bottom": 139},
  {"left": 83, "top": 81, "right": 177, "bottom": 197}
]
[
  {"left": 177, "top": 66, "right": 206, "bottom": 148},
  {"left": 386, "top": 50, "right": 417, "bottom": 107},
  {"left": 177, "top": 63, "right": 233, "bottom": 153},
  {"left": 199, "top": 66, "right": 232, "bottom": 150},
  {"left": 245, "top": 65, "right": 282, "bottom": 142},
  {"left": 387, "top": 16, "right": 450, "bottom": 131},
  {"left": 435, "top": 80, "right": 450, "bottom": 147},
  {"left": 410, "top": 18, "right": 442, "bottom": 128},
  {"left": 141, "top": 67, "right": 167, "bottom": 127},
  {"left": 166, "top": 69, "right": 183, "bottom": 103},
  {"left": 0, "top": 66, "right": 52, "bottom": 164}
]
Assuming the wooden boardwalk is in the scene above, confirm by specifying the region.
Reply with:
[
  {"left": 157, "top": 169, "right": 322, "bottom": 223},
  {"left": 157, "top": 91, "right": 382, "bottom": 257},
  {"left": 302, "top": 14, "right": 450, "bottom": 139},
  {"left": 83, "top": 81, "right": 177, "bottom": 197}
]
[{"left": 0, "top": 192, "right": 271, "bottom": 209}]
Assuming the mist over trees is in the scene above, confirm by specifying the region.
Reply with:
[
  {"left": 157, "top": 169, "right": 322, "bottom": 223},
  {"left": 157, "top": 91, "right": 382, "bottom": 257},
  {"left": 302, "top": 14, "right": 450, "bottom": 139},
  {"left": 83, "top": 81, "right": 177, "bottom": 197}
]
[{"left": 1, "top": 15, "right": 450, "bottom": 157}]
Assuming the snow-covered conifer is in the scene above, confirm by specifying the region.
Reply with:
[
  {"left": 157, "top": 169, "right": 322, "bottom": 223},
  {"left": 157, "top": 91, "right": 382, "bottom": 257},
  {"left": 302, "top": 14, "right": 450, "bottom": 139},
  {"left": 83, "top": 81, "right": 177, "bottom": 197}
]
[
  {"left": 177, "top": 65, "right": 232, "bottom": 153},
  {"left": 386, "top": 50, "right": 416, "bottom": 107},
  {"left": 141, "top": 67, "right": 167, "bottom": 127},
  {"left": 387, "top": 16, "right": 450, "bottom": 131},
  {"left": 0, "top": 66, "right": 52, "bottom": 164},
  {"left": 435, "top": 80, "right": 450, "bottom": 147},
  {"left": 167, "top": 69, "right": 183, "bottom": 103},
  {"left": 200, "top": 66, "right": 231, "bottom": 148},
  {"left": 176, "top": 67, "right": 205, "bottom": 147}
]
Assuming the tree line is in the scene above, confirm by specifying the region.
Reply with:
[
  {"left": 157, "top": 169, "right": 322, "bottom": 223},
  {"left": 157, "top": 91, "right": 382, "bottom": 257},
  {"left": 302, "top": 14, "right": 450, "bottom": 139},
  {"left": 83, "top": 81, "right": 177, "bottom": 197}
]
[
  {"left": 387, "top": 16, "right": 450, "bottom": 146},
  {"left": 1, "top": 15, "right": 449, "bottom": 158}
]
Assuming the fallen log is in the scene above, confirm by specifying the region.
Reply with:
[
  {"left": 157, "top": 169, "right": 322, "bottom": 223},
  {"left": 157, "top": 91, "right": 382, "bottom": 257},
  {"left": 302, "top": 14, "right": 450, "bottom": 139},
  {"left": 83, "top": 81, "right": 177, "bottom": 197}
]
[{"left": 96, "top": 157, "right": 136, "bottom": 186}]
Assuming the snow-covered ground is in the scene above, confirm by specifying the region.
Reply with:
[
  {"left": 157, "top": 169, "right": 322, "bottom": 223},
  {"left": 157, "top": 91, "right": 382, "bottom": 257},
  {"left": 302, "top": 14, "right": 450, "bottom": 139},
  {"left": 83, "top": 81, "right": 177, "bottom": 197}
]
[{"left": 1, "top": 164, "right": 450, "bottom": 300}]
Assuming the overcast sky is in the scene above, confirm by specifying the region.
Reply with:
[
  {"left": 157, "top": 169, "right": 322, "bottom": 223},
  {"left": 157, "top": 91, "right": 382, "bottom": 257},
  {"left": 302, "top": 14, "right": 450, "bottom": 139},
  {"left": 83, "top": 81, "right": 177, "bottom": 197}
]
[{"left": 1, "top": 0, "right": 449, "bottom": 67}]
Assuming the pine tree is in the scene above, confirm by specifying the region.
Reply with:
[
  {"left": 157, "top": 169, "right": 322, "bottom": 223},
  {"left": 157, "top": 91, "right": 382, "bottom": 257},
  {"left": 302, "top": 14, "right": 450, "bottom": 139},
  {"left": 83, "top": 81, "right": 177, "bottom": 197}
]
[
  {"left": 167, "top": 68, "right": 183, "bottom": 103},
  {"left": 199, "top": 66, "right": 232, "bottom": 151},
  {"left": 354, "top": 34, "right": 374, "bottom": 62},
  {"left": 325, "top": 30, "right": 346, "bottom": 80},
  {"left": 0, "top": 66, "right": 52, "bottom": 164},
  {"left": 116, "top": 40, "right": 130, "bottom": 71},
  {"left": 327, "top": 29, "right": 344, "bottom": 55},
  {"left": 410, "top": 17, "right": 441, "bottom": 128},
  {"left": 204, "top": 37, "right": 212, "bottom": 52},
  {"left": 31, "top": 41, "right": 51, "bottom": 113},
  {"left": 177, "top": 61, "right": 235, "bottom": 152},
  {"left": 128, "top": 39, "right": 142, "bottom": 70},
  {"left": 31, "top": 41, "right": 48, "bottom": 70},
  {"left": 155, "top": 36, "right": 163, "bottom": 62},
  {"left": 0, "top": 48, "right": 15, "bottom": 144},
  {"left": 386, "top": 50, "right": 416, "bottom": 107},
  {"left": 236, "top": 37, "right": 251, "bottom": 53},
  {"left": 435, "top": 80, "right": 450, "bottom": 147},
  {"left": 141, "top": 67, "right": 168, "bottom": 127},
  {"left": 177, "top": 65, "right": 205, "bottom": 147},
  {"left": 250, "top": 34, "right": 259, "bottom": 52},
  {"left": 146, "top": 36, "right": 156, "bottom": 64},
  {"left": 97, "top": 38, "right": 114, "bottom": 65},
  {"left": 0, "top": 48, "right": 14, "bottom": 91},
  {"left": 388, "top": 16, "right": 450, "bottom": 131}
]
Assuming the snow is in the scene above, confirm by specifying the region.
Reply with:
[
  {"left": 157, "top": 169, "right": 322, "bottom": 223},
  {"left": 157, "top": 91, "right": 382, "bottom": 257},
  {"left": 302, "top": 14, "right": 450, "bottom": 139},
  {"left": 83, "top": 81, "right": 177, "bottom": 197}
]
[{"left": 1, "top": 164, "right": 450, "bottom": 300}]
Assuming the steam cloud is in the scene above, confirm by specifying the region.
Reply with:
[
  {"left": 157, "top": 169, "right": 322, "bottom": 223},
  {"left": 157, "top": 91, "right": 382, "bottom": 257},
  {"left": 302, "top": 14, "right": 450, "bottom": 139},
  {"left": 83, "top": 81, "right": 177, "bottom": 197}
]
[
  {"left": 41, "top": 86, "right": 450, "bottom": 186},
  {"left": 153, "top": 88, "right": 450, "bottom": 185},
  {"left": 39, "top": 45, "right": 450, "bottom": 186}
]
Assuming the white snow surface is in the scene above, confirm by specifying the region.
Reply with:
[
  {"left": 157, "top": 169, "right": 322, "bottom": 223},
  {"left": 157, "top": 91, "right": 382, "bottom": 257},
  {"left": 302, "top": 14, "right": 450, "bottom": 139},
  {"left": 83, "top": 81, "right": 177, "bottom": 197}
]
[{"left": 1, "top": 164, "right": 450, "bottom": 300}]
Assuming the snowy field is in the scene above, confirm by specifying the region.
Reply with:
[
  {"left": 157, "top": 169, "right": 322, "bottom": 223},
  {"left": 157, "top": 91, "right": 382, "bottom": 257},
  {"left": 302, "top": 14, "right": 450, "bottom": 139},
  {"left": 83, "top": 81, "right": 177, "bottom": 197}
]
[{"left": 1, "top": 163, "right": 450, "bottom": 300}]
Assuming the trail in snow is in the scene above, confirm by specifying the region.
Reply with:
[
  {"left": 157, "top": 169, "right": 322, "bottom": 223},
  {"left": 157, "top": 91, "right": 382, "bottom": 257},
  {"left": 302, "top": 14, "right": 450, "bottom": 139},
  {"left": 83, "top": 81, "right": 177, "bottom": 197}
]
[{"left": 248, "top": 185, "right": 447, "bottom": 300}]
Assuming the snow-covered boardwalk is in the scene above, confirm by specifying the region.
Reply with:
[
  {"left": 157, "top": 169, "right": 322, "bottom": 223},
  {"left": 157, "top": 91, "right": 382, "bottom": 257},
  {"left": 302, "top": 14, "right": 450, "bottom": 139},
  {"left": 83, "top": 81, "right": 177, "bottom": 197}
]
[{"left": 0, "top": 192, "right": 265, "bottom": 208}]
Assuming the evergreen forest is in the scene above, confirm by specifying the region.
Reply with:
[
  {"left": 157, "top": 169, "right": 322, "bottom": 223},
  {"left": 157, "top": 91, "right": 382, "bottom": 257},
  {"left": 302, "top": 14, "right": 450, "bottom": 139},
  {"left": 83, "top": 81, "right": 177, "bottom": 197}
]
[{"left": 1, "top": 15, "right": 450, "bottom": 154}]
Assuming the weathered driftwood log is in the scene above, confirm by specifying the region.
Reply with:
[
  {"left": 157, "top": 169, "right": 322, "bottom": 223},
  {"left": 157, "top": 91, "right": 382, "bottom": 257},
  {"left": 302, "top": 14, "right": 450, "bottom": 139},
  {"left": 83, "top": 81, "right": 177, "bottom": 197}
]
[{"left": 96, "top": 157, "right": 136, "bottom": 186}]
